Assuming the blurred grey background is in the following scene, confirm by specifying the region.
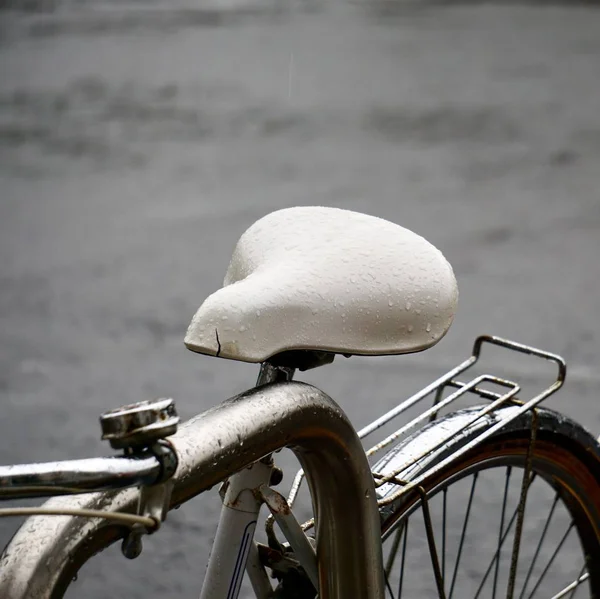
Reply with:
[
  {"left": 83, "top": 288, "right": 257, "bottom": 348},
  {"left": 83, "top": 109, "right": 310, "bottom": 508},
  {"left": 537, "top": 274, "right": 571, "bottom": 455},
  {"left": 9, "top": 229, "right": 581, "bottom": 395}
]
[{"left": 1, "top": 0, "right": 600, "bottom": 596}]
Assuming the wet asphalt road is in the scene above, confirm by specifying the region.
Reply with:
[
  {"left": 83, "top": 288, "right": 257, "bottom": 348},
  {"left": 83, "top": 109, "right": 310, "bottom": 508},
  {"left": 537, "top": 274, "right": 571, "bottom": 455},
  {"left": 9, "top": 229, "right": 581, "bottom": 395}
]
[{"left": 1, "top": 0, "right": 600, "bottom": 597}]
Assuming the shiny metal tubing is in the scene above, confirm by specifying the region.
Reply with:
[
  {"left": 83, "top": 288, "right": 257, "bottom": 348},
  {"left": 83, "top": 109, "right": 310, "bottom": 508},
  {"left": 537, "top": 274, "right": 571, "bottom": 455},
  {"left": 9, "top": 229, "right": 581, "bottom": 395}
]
[
  {"left": 357, "top": 334, "right": 566, "bottom": 441},
  {"left": 357, "top": 354, "right": 477, "bottom": 439},
  {"left": 0, "top": 455, "right": 162, "bottom": 500},
  {"left": 405, "top": 374, "right": 564, "bottom": 493},
  {"left": 366, "top": 374, "right": 519, "bottom": 459},
  {"left": 0, "top": 381, "right": 385, "bottom": 599}
]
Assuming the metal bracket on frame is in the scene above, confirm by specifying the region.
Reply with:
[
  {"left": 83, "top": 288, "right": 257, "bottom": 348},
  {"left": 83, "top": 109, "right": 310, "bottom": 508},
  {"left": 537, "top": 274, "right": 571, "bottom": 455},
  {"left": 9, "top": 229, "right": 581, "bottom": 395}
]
[
  {"left": 121, "top": 440, "right": 178, "bottom": 559},
  {"left": 258, "top": 484, "right": 319, "bottom": 591}
]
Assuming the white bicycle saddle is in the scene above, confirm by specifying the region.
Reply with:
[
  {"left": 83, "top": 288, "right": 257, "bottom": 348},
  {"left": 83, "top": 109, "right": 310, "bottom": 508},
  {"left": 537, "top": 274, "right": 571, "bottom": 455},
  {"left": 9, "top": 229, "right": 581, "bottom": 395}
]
[{"left": 185, "top": 206, "right": 458, "bottom": 363}]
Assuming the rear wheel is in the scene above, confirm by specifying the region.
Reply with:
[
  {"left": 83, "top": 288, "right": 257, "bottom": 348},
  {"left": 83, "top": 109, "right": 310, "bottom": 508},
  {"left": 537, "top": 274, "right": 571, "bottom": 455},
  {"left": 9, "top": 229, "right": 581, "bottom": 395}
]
[{"left": 377, "top": 415, "right": 600, "bottom": 599}]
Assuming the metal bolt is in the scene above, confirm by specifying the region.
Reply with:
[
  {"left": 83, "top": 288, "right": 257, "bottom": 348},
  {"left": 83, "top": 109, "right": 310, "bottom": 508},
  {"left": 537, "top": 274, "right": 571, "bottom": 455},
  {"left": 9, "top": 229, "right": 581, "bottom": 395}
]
[{"left": 121, "top": 526, "right": 145, "bottom": 560}]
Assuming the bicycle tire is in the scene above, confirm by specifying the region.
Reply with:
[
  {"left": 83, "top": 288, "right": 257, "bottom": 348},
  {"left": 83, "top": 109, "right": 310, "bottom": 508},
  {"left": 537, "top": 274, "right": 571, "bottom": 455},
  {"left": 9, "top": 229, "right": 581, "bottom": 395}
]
[{"left": 373, "top": 405, "right": 600, "bottom": 599}]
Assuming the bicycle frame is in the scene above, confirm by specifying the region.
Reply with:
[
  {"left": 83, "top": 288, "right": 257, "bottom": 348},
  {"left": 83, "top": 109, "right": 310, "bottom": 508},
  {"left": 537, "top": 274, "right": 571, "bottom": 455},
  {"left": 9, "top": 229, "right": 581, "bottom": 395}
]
[{"left": 0, "top": 379, "right": 385, "bottom": 599}]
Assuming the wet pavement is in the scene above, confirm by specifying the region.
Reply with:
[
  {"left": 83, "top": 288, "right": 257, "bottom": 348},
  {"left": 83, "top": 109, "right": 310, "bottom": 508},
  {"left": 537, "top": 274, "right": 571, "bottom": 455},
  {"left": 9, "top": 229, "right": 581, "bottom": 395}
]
[{"left": 1, "top": 0, "right": 600, "bottom": 596}]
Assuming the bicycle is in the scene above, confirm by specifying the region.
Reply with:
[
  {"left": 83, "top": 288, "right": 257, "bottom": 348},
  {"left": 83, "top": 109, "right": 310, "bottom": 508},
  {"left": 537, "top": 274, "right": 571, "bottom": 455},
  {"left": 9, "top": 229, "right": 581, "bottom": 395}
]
[{"left": 0, "top": 206, "right": 599, "bottom": 599}]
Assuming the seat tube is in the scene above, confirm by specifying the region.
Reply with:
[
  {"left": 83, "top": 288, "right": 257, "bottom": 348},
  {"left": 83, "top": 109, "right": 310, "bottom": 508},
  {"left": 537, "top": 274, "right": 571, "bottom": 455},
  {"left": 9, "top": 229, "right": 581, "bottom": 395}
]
[
  {"left": 200, "top": 362, "right": 292, "bottom": 599},
  {"left": 199, "top": 459, "right": 273, "bottom": 599}
]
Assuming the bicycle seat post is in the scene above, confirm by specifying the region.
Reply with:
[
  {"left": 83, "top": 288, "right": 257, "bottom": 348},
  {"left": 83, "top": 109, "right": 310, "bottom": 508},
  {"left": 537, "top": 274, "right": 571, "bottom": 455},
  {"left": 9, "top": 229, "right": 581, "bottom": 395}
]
[{"left": 256, "top": 362, "right": 295, "bottom": 386}]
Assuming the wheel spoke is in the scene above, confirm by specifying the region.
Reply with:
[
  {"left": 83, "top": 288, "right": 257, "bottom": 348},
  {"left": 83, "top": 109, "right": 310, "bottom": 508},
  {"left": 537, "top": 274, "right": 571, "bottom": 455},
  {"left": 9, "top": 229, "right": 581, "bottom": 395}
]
[
  {"left": 554, "top": 568, "right": 589, "bottom": 599},
  {"left": 384, "top": 570, "right": 396, "bottom": 599},
  {"left": 566, "top": 565, "right": 588, "bottom": 599},
  {"left": 517, "top": 493, "right": 560, "bottom": 599},
  {"left": 448, "top": 472, "right": 478, "bottom": 599},
  {"left": 526, "top": 522, "right": 575, "bottom": 599},
  {"left": 397, "top": 518, "right": 409, "bottom": 598},
  {"left": 419, "top": 489, "right": 447, "bottom": 599},
  {"left": 385, "top": 522, "right": 405, "bottom": 578},
  {"left": 492, "top": 466, "right": 512, "bottom": 599},
  {"left": 442, "top": 487, "right": 447, "bottom": 584},
  {"left": 507, "top": 418, "right": 538, "bottom": 599},
  {"left": 473, "top": 474, "right": 538, "bottom": 599}
]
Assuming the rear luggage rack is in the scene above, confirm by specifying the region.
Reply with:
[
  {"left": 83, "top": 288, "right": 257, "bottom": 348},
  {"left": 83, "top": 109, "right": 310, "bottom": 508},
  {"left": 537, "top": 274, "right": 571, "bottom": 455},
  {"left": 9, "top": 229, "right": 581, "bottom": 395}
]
[{"left": 285, "top": 335, "right": 566, "bottom": 520}]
